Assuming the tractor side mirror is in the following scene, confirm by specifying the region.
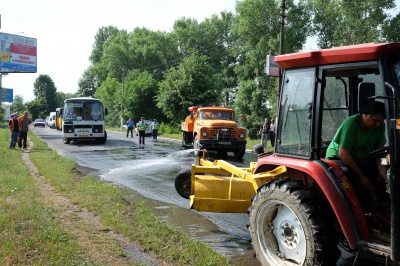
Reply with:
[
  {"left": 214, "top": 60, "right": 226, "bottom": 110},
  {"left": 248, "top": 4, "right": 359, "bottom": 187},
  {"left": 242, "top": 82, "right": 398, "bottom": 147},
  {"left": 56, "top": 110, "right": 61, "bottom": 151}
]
[{"left": 358, "top": 82, "right": 375, "bottom": 114}]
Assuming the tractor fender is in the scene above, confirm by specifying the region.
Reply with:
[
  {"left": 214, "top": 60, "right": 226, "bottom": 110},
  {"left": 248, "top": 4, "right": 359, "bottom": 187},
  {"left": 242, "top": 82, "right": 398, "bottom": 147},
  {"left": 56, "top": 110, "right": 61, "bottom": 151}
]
[{"left": 254, "top": 155, "right": 368, "bottom": 249}]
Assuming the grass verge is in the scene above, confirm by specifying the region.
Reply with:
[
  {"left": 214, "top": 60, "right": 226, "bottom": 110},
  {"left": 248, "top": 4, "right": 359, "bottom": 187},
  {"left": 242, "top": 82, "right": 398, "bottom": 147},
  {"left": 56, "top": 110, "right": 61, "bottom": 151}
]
[{"left": 0, "top": 125, "right": 234, "bottom": 265}]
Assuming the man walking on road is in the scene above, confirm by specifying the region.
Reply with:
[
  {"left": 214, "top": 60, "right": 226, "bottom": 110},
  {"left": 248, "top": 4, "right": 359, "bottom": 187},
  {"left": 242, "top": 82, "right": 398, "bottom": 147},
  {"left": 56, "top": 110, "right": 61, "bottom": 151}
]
[{"left": 138, "top": 117, "right": 147, "bottom": 145}]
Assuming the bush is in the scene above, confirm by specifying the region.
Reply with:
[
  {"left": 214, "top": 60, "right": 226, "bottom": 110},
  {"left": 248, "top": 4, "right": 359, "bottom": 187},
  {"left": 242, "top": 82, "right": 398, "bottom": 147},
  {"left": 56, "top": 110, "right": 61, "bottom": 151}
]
[{"left": 159, "top": 122, "right": 180, "bottom": 134}]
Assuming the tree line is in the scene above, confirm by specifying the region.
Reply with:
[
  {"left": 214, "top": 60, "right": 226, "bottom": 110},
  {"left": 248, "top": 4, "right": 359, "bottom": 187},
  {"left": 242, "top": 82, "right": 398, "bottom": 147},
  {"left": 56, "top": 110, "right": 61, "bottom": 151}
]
[{"left": 10, "top": 0, "right": 400, "bottom": 138}]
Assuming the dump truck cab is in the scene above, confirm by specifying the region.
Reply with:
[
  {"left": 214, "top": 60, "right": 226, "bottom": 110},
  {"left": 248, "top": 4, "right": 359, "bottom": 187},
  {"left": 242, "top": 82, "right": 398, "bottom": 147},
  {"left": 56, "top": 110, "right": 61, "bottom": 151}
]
[{"left": 177, "top": 43, "right": 400, "bottom": 265}]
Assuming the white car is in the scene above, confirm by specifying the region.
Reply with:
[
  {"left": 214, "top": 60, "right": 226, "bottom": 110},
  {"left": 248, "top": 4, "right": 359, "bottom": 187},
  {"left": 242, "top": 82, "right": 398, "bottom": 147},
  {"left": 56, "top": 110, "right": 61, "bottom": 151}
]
[{"left": 135, "top": 120, "right": 152, "bottom": 136}]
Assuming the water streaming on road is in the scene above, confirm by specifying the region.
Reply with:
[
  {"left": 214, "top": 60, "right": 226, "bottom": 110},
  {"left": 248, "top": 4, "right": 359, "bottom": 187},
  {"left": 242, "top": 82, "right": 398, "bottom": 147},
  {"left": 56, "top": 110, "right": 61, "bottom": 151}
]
[{"left": 100, "top": 147, "right": 261, "bottom": 266}]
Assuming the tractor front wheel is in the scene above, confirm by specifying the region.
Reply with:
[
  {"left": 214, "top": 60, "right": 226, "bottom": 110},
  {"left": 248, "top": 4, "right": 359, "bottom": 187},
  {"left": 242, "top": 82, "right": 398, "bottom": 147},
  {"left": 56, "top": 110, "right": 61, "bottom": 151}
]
[
  {"left": 248, "top": 179, "right": 339, "bottom": 266},
  {"left": 175, "top": 169, "right": 191, "bottom": 199}
]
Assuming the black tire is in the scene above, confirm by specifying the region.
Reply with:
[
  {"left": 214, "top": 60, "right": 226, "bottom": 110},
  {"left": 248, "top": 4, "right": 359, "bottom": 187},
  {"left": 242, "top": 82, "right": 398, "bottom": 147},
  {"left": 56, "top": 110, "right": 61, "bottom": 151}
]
[
  {"left": 97, "top": 131, "right": 107, "bottom": 144},
  {"left": 175, "top": 169, "right": 191, "bottom": 199},
  {"left": 233, "top": 148, "right": 245, "bottom": 159},
  {"left": 217, "top": 151, "right": 228, "bottom": 158},
  {"left": 63, "top": 138, "right": 70, "bottom": 144},
  {"left": 248, "top": 178, "right": 339, "bottom": 266}
]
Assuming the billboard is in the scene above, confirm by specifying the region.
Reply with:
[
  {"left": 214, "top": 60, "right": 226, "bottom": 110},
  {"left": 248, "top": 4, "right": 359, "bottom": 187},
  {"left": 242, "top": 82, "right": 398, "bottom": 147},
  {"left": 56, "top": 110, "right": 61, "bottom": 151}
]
[
  {"left": 0, "top": 32, "right": 37, "bottom": 73},
  {"left": 1, "top": 88, "right": 13, "bottom": 102}
]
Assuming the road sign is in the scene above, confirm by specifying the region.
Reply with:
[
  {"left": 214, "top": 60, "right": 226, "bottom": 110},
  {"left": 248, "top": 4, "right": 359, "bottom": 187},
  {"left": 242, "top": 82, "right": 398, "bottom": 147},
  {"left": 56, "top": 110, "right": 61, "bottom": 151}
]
[{"left": 1, "top": 87, "right": 13, "bottom": 102}]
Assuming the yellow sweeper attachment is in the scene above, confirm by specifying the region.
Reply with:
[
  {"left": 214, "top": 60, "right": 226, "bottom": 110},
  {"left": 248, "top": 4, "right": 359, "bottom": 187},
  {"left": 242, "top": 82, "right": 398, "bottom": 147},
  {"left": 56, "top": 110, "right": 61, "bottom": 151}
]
[{"left": 189, "top": 152, "right": 288, "bottom": 213}]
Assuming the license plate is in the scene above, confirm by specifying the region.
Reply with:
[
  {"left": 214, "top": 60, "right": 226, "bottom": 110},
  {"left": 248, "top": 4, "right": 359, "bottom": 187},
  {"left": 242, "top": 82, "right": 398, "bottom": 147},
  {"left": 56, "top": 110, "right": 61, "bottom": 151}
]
[
  {"left": 219, "top": 141, "right": 231, "bottom": 145},
  {"left": 79, "top": 135, "right": 89, "bottom": 137}
]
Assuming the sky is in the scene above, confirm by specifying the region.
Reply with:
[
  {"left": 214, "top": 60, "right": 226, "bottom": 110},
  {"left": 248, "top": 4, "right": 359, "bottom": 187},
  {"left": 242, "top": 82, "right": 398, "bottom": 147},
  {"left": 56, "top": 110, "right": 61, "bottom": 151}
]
[
  {"left": 1, "top": 0, "right": 400, "bottom": 103},
  {"left": 1, "top": 0, "right": 237, "bottom": 103}
]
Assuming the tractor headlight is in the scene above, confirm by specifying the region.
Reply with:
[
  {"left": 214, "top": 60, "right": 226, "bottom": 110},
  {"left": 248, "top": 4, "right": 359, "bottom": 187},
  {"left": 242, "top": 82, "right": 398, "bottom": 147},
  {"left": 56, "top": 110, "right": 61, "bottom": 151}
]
[
  {"left": 239, "top": 133, "right": 245, "bottom": 138},
  {"left": 202, "top": 131, "right": 207, "bottom": 137}
]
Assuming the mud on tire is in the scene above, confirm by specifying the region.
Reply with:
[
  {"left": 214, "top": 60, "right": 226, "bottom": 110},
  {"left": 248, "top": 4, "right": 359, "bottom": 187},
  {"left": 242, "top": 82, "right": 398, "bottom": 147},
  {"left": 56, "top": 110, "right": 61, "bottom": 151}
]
[{"left": 248, "top": 178, "right": 339, "bottom": 266}]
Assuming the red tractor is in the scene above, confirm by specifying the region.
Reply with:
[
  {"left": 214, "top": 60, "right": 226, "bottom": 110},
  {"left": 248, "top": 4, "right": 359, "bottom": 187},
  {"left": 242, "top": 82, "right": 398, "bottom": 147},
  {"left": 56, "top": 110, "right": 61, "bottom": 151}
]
[{"left": 176, "top": 43, "right": 400, "bottom": 265}]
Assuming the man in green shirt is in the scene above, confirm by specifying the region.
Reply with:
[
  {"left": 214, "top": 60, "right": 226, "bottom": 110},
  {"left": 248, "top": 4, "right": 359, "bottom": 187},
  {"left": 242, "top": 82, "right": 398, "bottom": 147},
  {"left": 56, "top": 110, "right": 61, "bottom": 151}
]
[{"left": 326, "top": 101, "right": 387, "bottom": 212}]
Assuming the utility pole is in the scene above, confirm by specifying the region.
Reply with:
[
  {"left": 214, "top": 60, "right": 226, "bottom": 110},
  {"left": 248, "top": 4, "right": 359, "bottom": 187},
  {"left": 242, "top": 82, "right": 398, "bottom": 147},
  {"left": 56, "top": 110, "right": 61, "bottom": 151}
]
[
  {"left": 120, "top": 63, "right": 125, "bottom": 131},
  {"left": 279, "top": 0, "right": 285, "bottom": 91},
  {"left": 274, "top": 0, "right": 286, "bottom": 109}
]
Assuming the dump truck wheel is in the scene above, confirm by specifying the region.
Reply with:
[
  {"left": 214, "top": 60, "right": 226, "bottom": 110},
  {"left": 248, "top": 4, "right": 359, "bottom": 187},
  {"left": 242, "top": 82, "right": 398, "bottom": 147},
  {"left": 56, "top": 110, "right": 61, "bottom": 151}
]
[
  {"left": 175, "top": 169, "right": 191, "bottom": 199},
  {"left": 233, "top": 148, "right": 245, "bottom": 159},
  {"left": 248, "top": 179, "right": 339, "bottom": 266}
]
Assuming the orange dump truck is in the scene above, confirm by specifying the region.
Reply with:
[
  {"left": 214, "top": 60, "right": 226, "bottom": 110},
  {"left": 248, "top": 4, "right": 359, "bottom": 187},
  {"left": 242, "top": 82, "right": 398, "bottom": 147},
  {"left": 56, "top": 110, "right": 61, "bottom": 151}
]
[{"left": 181, "top": 106, "right": 247, "bottom": 159}]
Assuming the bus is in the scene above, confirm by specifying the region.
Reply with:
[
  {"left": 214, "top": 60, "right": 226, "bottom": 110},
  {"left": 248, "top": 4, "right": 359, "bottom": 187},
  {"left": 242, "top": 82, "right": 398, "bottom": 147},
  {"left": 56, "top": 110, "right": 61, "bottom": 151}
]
[
  {"left": 55, "top": 107, "right": 63, "bottom": 131},
  {"left": 62, "top": 97, "right": 108, "bottom": 144}
]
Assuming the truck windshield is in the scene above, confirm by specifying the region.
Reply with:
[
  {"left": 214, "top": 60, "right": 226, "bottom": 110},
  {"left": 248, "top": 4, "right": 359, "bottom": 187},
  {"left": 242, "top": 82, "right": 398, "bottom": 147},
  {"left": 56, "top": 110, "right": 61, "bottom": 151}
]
[
  {"left": 64, "top": 102, "right": 103, "bottom": 120},
  {"left": 199, "top": 111, "right": 234, "bottom": 120}
]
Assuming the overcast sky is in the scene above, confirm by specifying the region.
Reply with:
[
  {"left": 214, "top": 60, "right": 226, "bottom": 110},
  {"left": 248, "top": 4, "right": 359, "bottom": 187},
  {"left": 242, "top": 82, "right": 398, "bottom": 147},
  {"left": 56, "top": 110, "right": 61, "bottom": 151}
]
[
  {"left": 1, "top": 0, "right": 400, "bottom": 103},
  {"left": 1, "top": 0, "right": 237, "bottom": 103}
]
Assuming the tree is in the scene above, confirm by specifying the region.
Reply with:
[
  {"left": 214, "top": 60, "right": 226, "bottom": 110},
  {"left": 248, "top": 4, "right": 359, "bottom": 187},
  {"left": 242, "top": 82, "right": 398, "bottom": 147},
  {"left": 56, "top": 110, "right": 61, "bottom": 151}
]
[
  {"left": 10, "top": 95, "right": 26, "bottom": 114},
  {"left": 78, "top": 66, "right": 100, "bottom": 97},
  {"left": 157, "top": 54, "right": 222, "bottom": 123},
  {"left": 26, "top": 98, "right": 47, "bottom": 119},
  {"left": 89, "top": 26, "right": 123, "bottom": 65},
  {"left": 382, "top": 13, "right": 400, "bottom": 42},
  {"left": 33, "top": 74, "right": 58, "bottom": 113},
  {"left": 233, "top": 0, "right": 310, "bottom": 133},
  {"left": 123, "top": 70, "right": 161, "bottom": 121},
  {"left": 310, "top": 0, "right": 395, "bottom": 48},
  {"left": 94, "top": 77, "right": 121, "bottom": 127}
]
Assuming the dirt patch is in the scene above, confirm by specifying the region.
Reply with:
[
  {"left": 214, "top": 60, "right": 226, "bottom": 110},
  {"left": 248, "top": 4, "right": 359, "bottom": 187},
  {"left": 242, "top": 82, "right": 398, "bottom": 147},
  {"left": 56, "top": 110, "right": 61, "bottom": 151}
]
[{"left": 22, "top": 138, "right": 165, "bottom": 266}]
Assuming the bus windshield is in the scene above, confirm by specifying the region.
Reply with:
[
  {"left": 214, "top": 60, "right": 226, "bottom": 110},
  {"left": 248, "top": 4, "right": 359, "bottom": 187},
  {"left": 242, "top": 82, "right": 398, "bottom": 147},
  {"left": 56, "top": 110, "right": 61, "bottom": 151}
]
[{"left": 64, "top": 102, "right": 103, "bottom": 120}]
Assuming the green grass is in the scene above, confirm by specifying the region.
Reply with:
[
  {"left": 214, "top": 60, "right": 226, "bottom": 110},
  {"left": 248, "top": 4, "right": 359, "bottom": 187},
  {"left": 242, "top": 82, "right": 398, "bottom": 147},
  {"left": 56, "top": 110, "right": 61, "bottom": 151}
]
[
  {"left": 0, "top": 127, "right": 96, "bottom": 265},
  {"left": 0, "top": 124, "right": 235, "bottom": 265}
]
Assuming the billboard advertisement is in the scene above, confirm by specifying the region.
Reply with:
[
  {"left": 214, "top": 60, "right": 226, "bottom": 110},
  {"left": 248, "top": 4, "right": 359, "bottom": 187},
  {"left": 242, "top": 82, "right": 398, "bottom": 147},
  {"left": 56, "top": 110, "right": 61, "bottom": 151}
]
[
  {"left": 1, "top": 88, "right": 13, "bottom": 102},
  {"left": 0, "top": 32, "right": 37, "bottom": 73}
]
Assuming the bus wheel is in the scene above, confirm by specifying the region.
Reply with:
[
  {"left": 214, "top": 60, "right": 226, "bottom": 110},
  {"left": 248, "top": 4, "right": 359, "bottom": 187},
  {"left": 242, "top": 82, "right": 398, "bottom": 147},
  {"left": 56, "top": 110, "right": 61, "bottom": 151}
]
[{"left": 63, "top": 138, "right": 71, "bottom": 144}]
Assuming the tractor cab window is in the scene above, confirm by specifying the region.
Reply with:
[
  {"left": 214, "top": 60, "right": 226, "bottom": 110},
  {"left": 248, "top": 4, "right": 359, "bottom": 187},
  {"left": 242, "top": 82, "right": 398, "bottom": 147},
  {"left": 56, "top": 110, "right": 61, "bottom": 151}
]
[
  {"left": 320, "top": 63, "right": 383, "bottom": 157},
  {"left": 276, "top": 68, "right": 315, "bottom": 157}
]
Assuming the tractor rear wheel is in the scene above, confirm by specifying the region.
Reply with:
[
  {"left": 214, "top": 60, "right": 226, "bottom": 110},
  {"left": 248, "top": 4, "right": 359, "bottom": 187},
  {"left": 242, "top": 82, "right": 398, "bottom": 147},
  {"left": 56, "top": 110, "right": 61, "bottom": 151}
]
[
  {"left": 175, "top": 169, "right": 191, "bottom": 199},
  {"left": 248, "top": 178, "right": 339, "bottom": 266}
]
